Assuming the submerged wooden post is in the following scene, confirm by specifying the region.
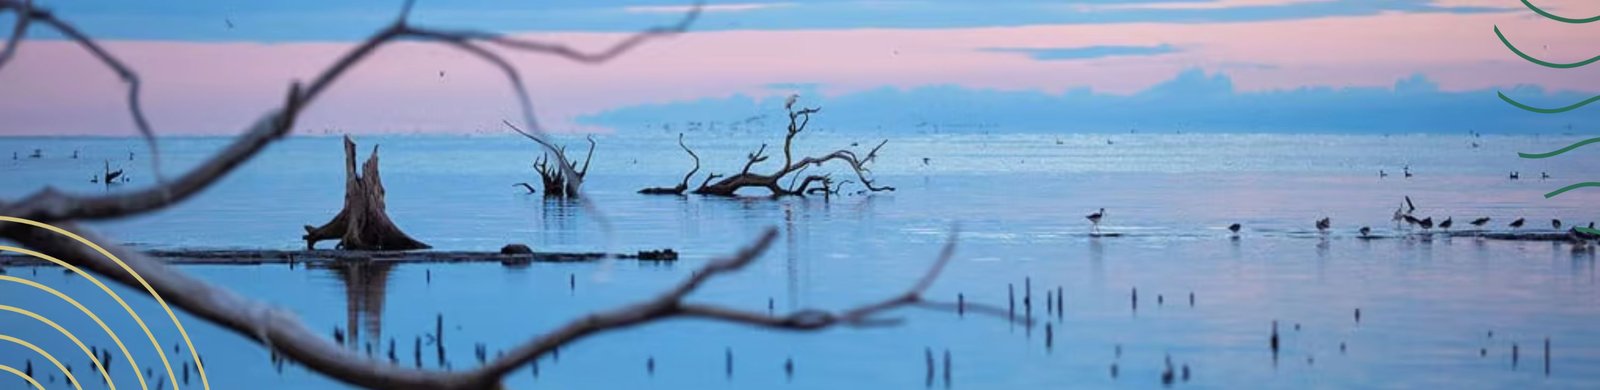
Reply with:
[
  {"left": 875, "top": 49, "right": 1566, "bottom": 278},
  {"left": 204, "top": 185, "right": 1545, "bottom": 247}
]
[
  {"left": 1045, "top": 323, "right": 1053, "bottom": 350},
  {"left": 302, "top": 136, "right": 429, "bottom": 250},
  {"left": 942, "top": 349, "right": 952, "bottom": 388},
  {"left": 1513, "top": 343, "right": 1520, "bottom": 369},
  {"left": 1008, "top": 284, "right": 1015, "bottom": 322}
]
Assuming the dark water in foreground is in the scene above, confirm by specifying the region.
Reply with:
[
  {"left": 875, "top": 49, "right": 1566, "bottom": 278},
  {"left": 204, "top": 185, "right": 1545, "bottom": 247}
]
[{"left": 1, "top": 132, "right": 1598, "bottom": 389}]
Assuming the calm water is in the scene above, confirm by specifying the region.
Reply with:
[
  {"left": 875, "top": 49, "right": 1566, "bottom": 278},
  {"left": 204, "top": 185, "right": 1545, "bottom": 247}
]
[{"left": 1, "top": 132, "right": 1598, "bottom": 389}]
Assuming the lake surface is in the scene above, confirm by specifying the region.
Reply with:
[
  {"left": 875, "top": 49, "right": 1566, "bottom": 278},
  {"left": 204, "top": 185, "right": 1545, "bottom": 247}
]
[{"left": 1, "top": 131, "right": 1598, "bottom": 389}]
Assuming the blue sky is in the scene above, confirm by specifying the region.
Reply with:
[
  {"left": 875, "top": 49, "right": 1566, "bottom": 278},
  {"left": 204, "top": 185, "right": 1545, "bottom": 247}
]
[
  {"left": 0, "top": 0, "right": 1595, "bottom": 135},
  {"left": 27, "top": 0, "right": 1505, "bottom": 40},
  {"left": 583, "top": 69, "right": 1600, "bottom": 133}
]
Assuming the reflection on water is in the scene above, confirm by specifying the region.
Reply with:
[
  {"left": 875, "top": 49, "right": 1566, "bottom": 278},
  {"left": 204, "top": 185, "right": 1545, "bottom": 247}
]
[
  {"left": 321, "top": 262, "right": 392, "bottom": 352},
  {"left": 1, "top": 133, "right": 1599, "bottom": 389}
]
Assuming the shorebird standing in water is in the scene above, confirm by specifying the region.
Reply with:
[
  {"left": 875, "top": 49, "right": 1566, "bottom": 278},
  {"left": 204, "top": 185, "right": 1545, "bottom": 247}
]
[
  {"left": 1542, "top": 172, "right": 1551, "bottom": 180},
  {"left": 1509, "top": 218, "right": 1526, "bottom": 230},
  {"left": 1552, "top": 219, "right": 1562, "bottom": 230},
  {"left": 1086, "top": 208, "right": 1105, "bottom": 233},
  {"left": 1510, "top": 171, "right": 1520, "bottom": 180},
  {"left": 1228, "top": 223, "right": 1241, "bottom": 237},
  {"left": 1403, "top": 215, "right": 1422, "bottom": 230},
  {"left": 1439, "top": 217, "right": 1453, "bottom": 231},
  {"left": 1359, "top": 226, "right": 1372, "bottom": 238},
  {"left": 1403, "top": 165, "right": 1413, "bottom": 178},
  {"left": 1316, "top": 217, "right": 1331, "bottom": 234},
  {"left": 1419, "top": 217, "right": 1434, "bottom": 232},
  {"left": 1470, "top": 217, "right": 1491, "bottom": 228},
  {"left": 1380, "top": 170, "right": 1388, "bottom": 178}
]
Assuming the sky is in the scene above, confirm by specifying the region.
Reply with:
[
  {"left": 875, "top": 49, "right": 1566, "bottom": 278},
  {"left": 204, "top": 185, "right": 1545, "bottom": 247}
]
[{"left": 0, "top": 0, "right": 1596, "bottom": 135}]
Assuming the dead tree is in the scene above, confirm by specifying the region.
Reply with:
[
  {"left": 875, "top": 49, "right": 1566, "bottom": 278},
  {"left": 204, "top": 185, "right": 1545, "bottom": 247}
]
[
  {"left": 639, "top": 133, "right": 700, "bottom": 195},
  {"left": 0, "top": 1, "right": 1011, "bottom": 389},
  {"left": 512, "top": 122, "right": 593, "bottom": 198},
  {"left": 688, "top": 97, "right": 895, "bottom": 197},
  {"left": 302, "top": 136, "right": 430, "bottom": 250}
]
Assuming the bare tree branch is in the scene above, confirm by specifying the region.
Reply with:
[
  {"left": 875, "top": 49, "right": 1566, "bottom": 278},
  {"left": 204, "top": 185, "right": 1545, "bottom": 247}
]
[
  {"left": 689, "top": 100, "right": 894, "bottom": 197},
  {"left": 4, "top": 219, "right": 1006, "bottom": 389},
  {"left": 0, "top": 0, "right": 30, "bottom": 70},
  {"left": 0, "top": 0, "right": 162, "bottom": 180},
  {"left": 0, "top": 1, "right": 974, "bottom": 389},
  {"left": 639, "top": 133, "right": 701, "bottom": 195},
  {"left": 0, "top": 0, "right": 699, "bottom": 227}
]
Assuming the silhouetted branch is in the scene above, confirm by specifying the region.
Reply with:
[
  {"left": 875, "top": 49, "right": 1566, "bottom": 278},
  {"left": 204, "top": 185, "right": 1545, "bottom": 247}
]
[
  {"left": 4, "top": 220, "right": 1003, "bottom": 389},
  {"left": 689, "top": 98, "right": 894, "bottom": 197},
  {"left": 639, "top": 133, "right": 701, "bottom": 195},
  {"left": 0, "top": 0, "right": 161, "bottom": 179},
  {"left": 0, "top": 0, "right": 707, "bottom": 388}
]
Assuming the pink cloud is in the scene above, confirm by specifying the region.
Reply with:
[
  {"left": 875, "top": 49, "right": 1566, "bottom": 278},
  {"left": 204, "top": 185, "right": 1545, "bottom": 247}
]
[{"left": 0, "top": 10, "right": 1591, "bottom": 135}]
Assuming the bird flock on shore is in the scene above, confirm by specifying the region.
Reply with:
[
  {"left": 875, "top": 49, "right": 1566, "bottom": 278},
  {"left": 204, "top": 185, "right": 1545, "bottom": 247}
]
[{"left": 1086, "top": 194, "right": 1600, "bottom": 253}]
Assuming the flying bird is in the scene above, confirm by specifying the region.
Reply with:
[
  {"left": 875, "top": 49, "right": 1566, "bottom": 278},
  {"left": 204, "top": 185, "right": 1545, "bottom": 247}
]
[{"left": 1086, "top": 208, "right": 1105, "bottom": 233}]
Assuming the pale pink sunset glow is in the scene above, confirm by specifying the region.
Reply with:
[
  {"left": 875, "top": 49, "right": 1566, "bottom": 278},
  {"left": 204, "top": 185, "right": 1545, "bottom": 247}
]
[{"left": 0, "top": 3, "right": 1594, "bottom": 135}]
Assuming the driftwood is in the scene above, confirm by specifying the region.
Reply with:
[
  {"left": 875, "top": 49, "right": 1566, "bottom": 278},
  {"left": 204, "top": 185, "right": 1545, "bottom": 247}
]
[
  {"left": 649, "top": 97, "right": 895, "bottom": 197},
  {"left": 639, "top": 133, "right": 701, "bottom": 195},
  {"left": 511, "top": 124, "right": 593, "bottom": 198},
  {"left": 302, "top": 136, "right": 429, "bottom": 250},
  {"left": 0, "top": 247, "right": 676, "bottom": 266},
  {"left": 0, "top": 1, "right": 1014, "bottom": 389}
]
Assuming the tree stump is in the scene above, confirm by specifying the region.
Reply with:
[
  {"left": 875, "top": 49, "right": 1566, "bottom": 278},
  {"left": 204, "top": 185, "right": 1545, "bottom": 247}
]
[{"left": 302, "top": 136, "right": 430, "bottom": 250}]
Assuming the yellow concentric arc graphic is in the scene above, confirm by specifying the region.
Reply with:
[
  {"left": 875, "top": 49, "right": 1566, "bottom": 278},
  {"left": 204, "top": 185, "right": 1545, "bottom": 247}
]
[
  {"left": 0, "top": 363, "right": 47, "bottom": 390},
  {"left": 0, "top": 333, "right": 83, "bottom": 390},
  {"left": 0, "top": 215, "right": 212, "bottom": 390}
]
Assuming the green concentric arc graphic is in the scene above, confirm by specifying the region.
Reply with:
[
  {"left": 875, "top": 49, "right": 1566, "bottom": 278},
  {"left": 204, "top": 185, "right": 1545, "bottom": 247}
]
[
  {"left": 1519, "top": 0, "right": 1600, "bottom": 24},
  {"left": 1494, "top": 26, "right": 1600, "bottom": 69},
  {"left": 1502, "top": 2, "right": 1600, "bottom": 236},
  {"left": 1498, "top": 91, "right": 1600, "bottom": 114},
  {"left": 1518, "top": 137, "right": 1600, "bottom": 159}
]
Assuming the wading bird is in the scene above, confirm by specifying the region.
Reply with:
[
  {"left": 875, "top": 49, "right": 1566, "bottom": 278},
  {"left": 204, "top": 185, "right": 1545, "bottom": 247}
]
[
  {"left": 1509, "top": 218, "right": 1525, "bottom": 230},
  {"left": 1228, "top": 223, "right": 1241, "bottom": 236},
  {"left": 1419, "top": 217, "right": 1434, "bottom": 231},
  {"left": 1470, "top": 217, "right": 1491, "bottom": 228},
  {"left": 1086, "top": 208, "right": 1105, "bottom": 233},
  {"left": 1439, "top": 217, "right": 1453, "bottom": 230},
  {"left": 1316, "top": 217, "right": 1331, "bottom": 234},
  {"left": 1552, "top": 219, "right": 1562, "bottom": 230},
  {"left": 1359, "top": 226, "right": 1372, "bottom": 238}
]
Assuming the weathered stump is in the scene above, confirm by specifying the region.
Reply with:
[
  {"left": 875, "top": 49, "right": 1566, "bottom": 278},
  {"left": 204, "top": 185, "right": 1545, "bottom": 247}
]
[{"left": 302, "top": 136, "right": 430, "bottom": 250}]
